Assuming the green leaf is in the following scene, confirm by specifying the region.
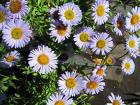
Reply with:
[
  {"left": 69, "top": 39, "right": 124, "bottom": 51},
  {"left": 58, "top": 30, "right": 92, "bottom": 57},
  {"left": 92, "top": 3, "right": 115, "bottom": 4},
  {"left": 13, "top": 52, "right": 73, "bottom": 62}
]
[
  {"left": 1, "top": 77, "right": 9, "bottom": 82},
  {"left": 37, "top": 0, "right": 42, "bottom": 5},
  {"left": 136, "top": 30, "right": 140, "bottom": 36},
  {"left": 2, "top": 86, "right": 8, "bottom": 91},
  {"left": 15, "top": 93, "right": 20, "bottom": 98}
]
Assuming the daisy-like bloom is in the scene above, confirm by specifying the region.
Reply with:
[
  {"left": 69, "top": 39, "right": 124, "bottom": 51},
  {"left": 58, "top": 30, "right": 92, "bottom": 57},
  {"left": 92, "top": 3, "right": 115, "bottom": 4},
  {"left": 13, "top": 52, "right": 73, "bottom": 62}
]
[
  {"left": 126, "top": 35, "right": 140, "bottom": 58},
  {"left": 90, "top": 32, "right": 113, "bottom": 55},
  {"left": 46, "top": 93, "right": 73, "bottom": 105},
  {"left": 107, "top": 92, "right": 125, "bottom": 105},
  {"left": 1, "top": 50, "right": 20, "bottom": 67},
  {"left": 6, "top": 0, "right": 29, "bottom": 19},
  {"left": 92, "top": 0, "right": 110, "bottom": 25},
  {"left": 74, "top": 27, "right": 94, "bottom": 49},
  {"left": 49, "top": 7, "right": 59, "bottom": 20},
  {"left": 126, "top": 7, "right": 140, "bottom": 32},
  {"left": 121, "top": 57, "right": 135, "bottom": 75},
  {"left": 2, "top": 19, "right": 32, "bottom": 48},
  {"left": 83, "top": 74, "right": 105, "bottom": 95},
  {"left": 50, "top": 21, "right": 71, "bottom": 43},
  {"left": 58, "top": 71, "right": 83, "bottom": 97},
  {"left": 92, "top": 66, "right": 107, "bottom": 77},
  {"left": 112, "top": 13, "right": 125, "bottom": 36},
  {"left": 106, "top": 56, "right": 116, "bottom": 65},
  {"left": 28, "top": 45, "right": 58, "bottom": 74},
  {"left": 0, "top": 5, "right": 10, "bottom": 30},
  {"left": 59, "top": 2, "right": 82, "bottom": 26}
]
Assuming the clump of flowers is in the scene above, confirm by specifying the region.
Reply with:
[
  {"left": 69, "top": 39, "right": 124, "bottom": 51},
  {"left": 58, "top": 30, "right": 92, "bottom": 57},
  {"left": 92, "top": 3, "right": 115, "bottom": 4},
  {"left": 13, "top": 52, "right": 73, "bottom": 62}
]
[{"left": 0, "top": 0, "right": 140, "bottom": 105}]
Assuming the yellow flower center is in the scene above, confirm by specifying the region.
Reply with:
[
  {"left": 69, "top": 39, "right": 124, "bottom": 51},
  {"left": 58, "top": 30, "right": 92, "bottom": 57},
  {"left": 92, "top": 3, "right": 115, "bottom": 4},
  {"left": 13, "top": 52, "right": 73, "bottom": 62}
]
[
  {"left": 10, "top": 0, "right": 22, "bottom": 13},
  {"left": 0, "top": 11, "right": 6, "bottom": 23},
  {"left": 6, "top": 55, "right": 15, "bottom": 62},
  {"left": 97, "top": 39, "right": 106, "bottom": 48},
  {"left": 80, "top": 32, "right": 90, "bottom": 42},
  {"left": 113, "top": 100, "right": 120, "bottom": 105},
  {"left": 125, "top": 63, "right": 131, "bottom": 70},
  {"left": 66, "top": 77, "right": 77, "bottom": 89},
  {"left": 117, "top": 19, "right": 123, "bottom": 29},
  {"left": 106, "top": 57, "right": 113, "bottom": 65},
  {"left": 129, "top": 40, "right": 136, "bottom": 48},
  {"left": 55, "top": 100, "right": 65, "bottom": 105},
  {"left": 96, "top": 5, "right": 105, "bottom": 16},
  {"left": 37, "top": 54, "right": 49, "bottom": 65},
  {"left": 96, "top": 68, "right": 104, "bottom": 76},
  {"left": 11, "top": 28, "right": 23, "bottom": 40},
  {"left": 86, "top": 81, "right": 98, "bottom": 90},
  {"left": 57, "top": 26, "right": 67, "bottom": 36},
  {"left": 131, "top": 14, "right": 140, "bottom": 25},
  {"left": 64, "top": 9, "right": 75, "bottom": 20}
]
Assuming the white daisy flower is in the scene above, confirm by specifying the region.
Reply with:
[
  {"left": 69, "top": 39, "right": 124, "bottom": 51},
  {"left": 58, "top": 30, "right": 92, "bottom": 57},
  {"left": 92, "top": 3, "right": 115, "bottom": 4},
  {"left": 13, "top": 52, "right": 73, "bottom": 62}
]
[
  {"left": 0, "top": 5, "right": 10, "bottom": 30},
  {"left": 126, "top": 35, "right": 140, "bottom": 58},
  {"left": 92, "top": 0, "right": 110, "bottom": 25},
  {"left": 74, "top": 27, "right": 94, "bottom": 49},
  {"left": 58, "top": 71, "right": 83, "bottom": 97},
  {"left": 6, "top": 0, "right": 29, "bottom": 19},
  {"left": 59, "top": 2, "right": 82, "bottom": 26},
  {"left": 112, "top": 13, "right": 125, "bottom": 36},
  {"left": 90, "top": 32, "right": 113, "bottom": 55},
  {"left": 92, "top": 66, "right": 107, "bottom": 77},
  {"left": 2, "top": 19, "right": 32, "bottom": 48},
  {"left": 126, "top": 6, "right": 140, "bottom": 32},
  {"left": 50, "top": 21, "right": 71, "bottom": 43},
  {"left": 46, "top": 92, "right": 73, "bottom": 105},
  {"left": 1, "top": 50, "right": 20, "bottom": 67},
  {"left": 121, "top": 57, "right": 135, "bottom": 75},
  {"left": 107, "top": 93, "right": 125, "bottom": 105},
  {"left": 83, "top": 74, "right": 105, "bottom": 95},
  {"left": 49, "top": 7, "right": 59, "bottom": 20},
  {"left": 28, "top": 45, "right": 58, "bottom": 74}
]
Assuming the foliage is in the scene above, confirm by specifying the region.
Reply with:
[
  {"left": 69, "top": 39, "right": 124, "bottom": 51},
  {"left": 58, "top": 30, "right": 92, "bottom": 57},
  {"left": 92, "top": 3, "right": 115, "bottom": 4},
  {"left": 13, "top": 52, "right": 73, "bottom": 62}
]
[{"left": 0, "top": 0, "right": 140, "bottom": 105}]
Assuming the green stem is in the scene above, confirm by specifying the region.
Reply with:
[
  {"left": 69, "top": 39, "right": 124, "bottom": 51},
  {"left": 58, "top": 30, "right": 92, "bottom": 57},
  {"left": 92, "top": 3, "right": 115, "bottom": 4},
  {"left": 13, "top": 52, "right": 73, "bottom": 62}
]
[{"left": 118, "top": 52, "right": 129, "bottom": 59}]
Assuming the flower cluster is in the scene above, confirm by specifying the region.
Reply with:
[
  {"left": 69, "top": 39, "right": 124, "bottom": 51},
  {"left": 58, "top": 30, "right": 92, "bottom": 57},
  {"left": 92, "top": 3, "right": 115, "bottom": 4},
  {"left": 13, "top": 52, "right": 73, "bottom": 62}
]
[{"left": 0, "top": 0, "right": 140, "bottom": 105}]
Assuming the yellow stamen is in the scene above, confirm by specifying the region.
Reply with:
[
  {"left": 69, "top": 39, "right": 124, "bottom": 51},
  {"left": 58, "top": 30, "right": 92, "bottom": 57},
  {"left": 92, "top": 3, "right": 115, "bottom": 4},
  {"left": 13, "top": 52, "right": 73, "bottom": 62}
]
[
  {"left": 57, "top": 26, "right": 67, "bottom": 36},
  {"left": 97, "top": 39, "right": 106, "bottom": 48},
  {"left": 0, "top": 11, "right": 6, "bottom": 23},
  {"left": 113, "top": 100, "right": 120, "bottom": 105},
  {"left": 64, "top": 9, "right": 75, "bottom": 20},
  {"left": 117, "top": 19, "right": 123, "bottom": 29},
  {"left": 11, "top": 28, "right": 23, "bottom": 40},
  {"left": 131, "top": 14, "right": 140, "bottom": 25},
  {"left": 37, "top": 54, "right": 49, "bottom": 65},
  {"left": 6, "top": 56, "right": 15, "bottom": 62},
  {"left": 96, "top": 5, "right": 105, "bottom": 16},
  {"left": 86, "top": 81, "right": 98, "bottom": 90},
  {"left": 106, "top": 57, "right": 114, "bottom": 65},
  {"left": 96, "top": 68, "right": 104, "bottom": 76},
  {"left": 55, "top": 100, "right": 65, "bottom": 105},
  {"left": 66, "top": 77, "right": 77, "bottom": 89},
  {"left": 10, "top": 0, "right": 22, "bottom": 13},
  {"left": 125, "top": 63, "right": 131, "bottom": 70},
  {"left": 129, "top": 40, "right": 136, "bottom": 48},
  {"left": 80, "top": 32, "right": 90, "bottom": 42}
]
